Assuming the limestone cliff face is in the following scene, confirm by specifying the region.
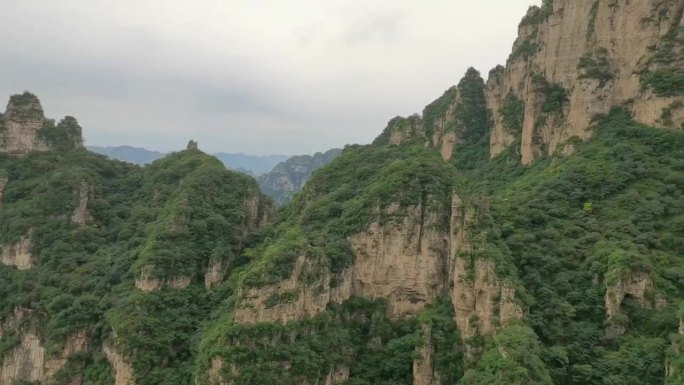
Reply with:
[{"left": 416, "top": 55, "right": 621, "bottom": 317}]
[
  {"left": 228, "top": 193, "right": 521, "bottom": 384},
  {"left": 234, "top": 193, "right": 520, "bottom": 327},
  {"left": 71, "top": 181, "right": 93, "bottom": 226},
  {"left": 103, "top": 343, "right": 135, "bottom": 385},
  {"left": 0, "top": 309, "right": 88, "bottom": 385},
  {"left": 604, "top": 271, "right": 654, "bottom": 319},
  {"left": 135, "top": 265, "right": 191, "bottom": 292},
  {"left": 234, "top": 197, "right": 452, "bottom": 324},
  {"left": 0, "top": 233, "right": 34, "bottom": 270},
  {"left": 0, "top": 92, "right": 84, "bottom": 156},
  {"left": 0, "top": 93, "right": 49, "bottom": 155},
  {"left": 487, "top": 0, "right": 684, "bottom": 164},
  {"left": 203, "top": 190, "right": 273, "bottom": 289},
  {"left": 413, "top": 326, "right": 440, "bottom": 385},
  {"left": 378, "top": 69, "right": 489, "bottom": 162}
]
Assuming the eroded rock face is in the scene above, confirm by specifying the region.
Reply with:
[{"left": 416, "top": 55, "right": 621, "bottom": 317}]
[
  {"left": 135, "top": 265, "right": 190, "bottom": 292},
  {"left": 234, "top": 254, "right": 350, "bottom": 324},
  {"left": 0, "top": 93, "right": 49, "bottom": 155},
  {"left": 386, "top": 115, "right": 425, "bottom": 146},
  {"left": 103, "top": 343, "right": 134, "bottom": 385},
  {"left": 224, "top": 193, "right": 521, "bottom": 384},
  {"left": 324, "top": 366, "right": 349, "bottom": 385},
  {"left": 71, "top": 181, "right": 92, "bottom": 226},
  {"left": 0, "top": 234, "right": 34, "bottom": 270},
  {"left": 487, "top": 0, "right": 684, "bottom": 164},
  {"left": 604, "top": 271, "right": 654, "bottom": 319},
  {"left": 451, "top": 258, "right": 522, "bottom": 339},
  {"left": 0, "top": 327, "right": 87, "bottom": 385},
  {"left": 413, "top": 325, "right": 440, "bottom": 385},
  {"left": 234, "top": 193, "right": 521, "bottom": 336},
  {"left": 347, "top": 202, "right": 449, "bottom": 317},
  {"left": 201, "top": 191, "right": 273, "bottom": 289}
]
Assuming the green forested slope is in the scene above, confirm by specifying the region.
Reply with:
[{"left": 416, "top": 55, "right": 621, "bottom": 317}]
[{"left": 0, "top": 145, "right": 271, "bottom": 385}]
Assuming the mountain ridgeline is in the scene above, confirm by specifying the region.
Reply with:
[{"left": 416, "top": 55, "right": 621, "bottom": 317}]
[
  {"left": 0, "top": 1, "right": 683, "bottom": 385},
  {"left": 87, "top": 146, "right": 289, "bottom": 176},
  {"left": 257, "top": 148, "right": 342, "bottom": 204}
]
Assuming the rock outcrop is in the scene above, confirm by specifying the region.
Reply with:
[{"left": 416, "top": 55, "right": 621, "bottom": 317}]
[
  {"left": 234, "top": 194, "right": 520, "bottom": 336},
  {"left": 0, "top": 308, "right": 87, "bottom": 385},
  {"left": 0, "top": 92, "right": 84, "bottom": 156},
  {"left": 413, "top": 326, "right": 440, "bottom": 385},
  {"left": 0, "top": 93, "right": 49, "bottom": 155},
  {"left": 487, "top": 0, "right": 684, "bottom": 164},
  {"left": 103, "top": 343, "right": 134, "bottom": 385},
  {"left": 604, "top": 271, "right": 654, "bottom": 319},
  {"left": 135, "top": 265, "right": 191, "bottom": 291},
  {"left": 0, "top": 234, "right": 34, "bottom": 270},
  {"left": 71, "top": 181, "right": 93, "bottom": 226}
]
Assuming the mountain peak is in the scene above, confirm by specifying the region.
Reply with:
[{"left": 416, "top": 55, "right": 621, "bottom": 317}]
[
  {"left": 0, "top": 92, "right": 83, "bottom": 155},
  {"left": 5, "top": 92, "right": 44, "bottom": 121}
]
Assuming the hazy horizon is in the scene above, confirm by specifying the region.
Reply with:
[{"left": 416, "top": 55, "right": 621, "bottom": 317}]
[{"left": 0, "top": 0, "right": 538, "bottom": 155}]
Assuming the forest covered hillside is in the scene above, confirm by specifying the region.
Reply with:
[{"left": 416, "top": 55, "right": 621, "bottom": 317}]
[{"left": 0, "top": 0, "right": 683, "bottom": 385}]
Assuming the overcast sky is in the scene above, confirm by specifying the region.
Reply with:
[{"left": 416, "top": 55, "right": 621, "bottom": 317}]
[{"left": 0, "top": 0, "right": 537, "bottom": 155}]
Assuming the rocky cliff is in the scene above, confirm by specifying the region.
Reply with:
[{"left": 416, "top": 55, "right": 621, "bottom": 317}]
[
  {"left": 376, "top": 0, "right": 683, "bottom": 165},
  {"left": 486, "top": 0, "right": 684, "bottom": 164},
  {"left": 0, "top": 92, "right": 83, "bottom": 155}
]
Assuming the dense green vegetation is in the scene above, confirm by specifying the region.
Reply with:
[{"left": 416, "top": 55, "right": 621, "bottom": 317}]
[
  {"left": 578, "top": 48, "right": 613, "bottom": 87},
  {"left": 499, "top": 93, "right": 525, "bottom": 134},
  {"left": 197, "top": 298, "right": 423, "bottom": 385},
  {"left": 1, "top": 23, "right": 682, "bottom": 383},
  {"left": 532, "top": 74, "right": 568, "bottom": 114},
  {"left": 640, "top": 4, "right": 683, "bottom": 97},
  {"left": 0, "top": 145, "right": 269, "bottom": 384},
  {"left": 460, "top": 108, "right": 683, "bottom": 384},
  {"left": 238, "top": 143, "right": 455, "bottom": 289}
]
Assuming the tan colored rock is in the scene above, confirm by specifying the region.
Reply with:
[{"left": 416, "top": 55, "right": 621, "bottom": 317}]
[
  {"left": 242, "top": 190, "right": 272, "bottom": 233},
  {"left": 488, "top": 0, "right": 684, "bottom": 163},
  {"left": 604, "top": 271, "right": 654, "bottom": 319},
  {"left": 0, "top": 234, "right": 34, "bottom": 270},
  {"left": 413, "top": 325, "right": 440, "bottom": 385},
  {"left": 387, "top": 115, "right": 424, "bottom": 146},
  {"left": 0, "top": 307, "right": 29, "bottom": 338},
  {"left": 451, "top": 258, "right": 522, "bottom": 339},
  {"left": 0, "top": 330, "right": 87, "bottom": 385},
  {"left": 103, "top": 343, "right": 134, "bottom": 385},
  {"left": 324, "top": 366, "right": 349, "bottom": 385},
  {"left": 234, "top": 255, "right": 348, "bottom": 324},
  {"left": 205, "top": 259, "right": 226, "bottom": 289},
  {"left": 134, "top": 265, "right": 162, "bottom": 292},
  {"left": 347, "top": 201, "right": 448, "bottom": 317},
  {"left": 135, "top": 264, "right": 190, "bottom": 291},
  {"left": 207, "top": 357, "right": 228, "bottom": 385},
  {"left": 71, "top": 181, "right": 92, "bottom": 226},
  {"left": 0, "top": 93, "right": 49, "bottom": 156}
]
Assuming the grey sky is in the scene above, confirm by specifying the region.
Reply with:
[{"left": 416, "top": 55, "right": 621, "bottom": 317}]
[{"left": 0, "top": 0, "right": 537, "bottom": 155}]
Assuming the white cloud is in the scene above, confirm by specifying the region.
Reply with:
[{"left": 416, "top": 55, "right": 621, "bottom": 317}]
[{"left": 0, "top": 0, "right": 537, "bottom": 154}]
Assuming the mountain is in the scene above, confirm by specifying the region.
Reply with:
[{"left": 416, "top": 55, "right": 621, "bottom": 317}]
[
  {"left": 258, "top": 148, "right": 342, "bottom": 204},
  {"left": 86, "top": 146, "right": 165, "bottom": 165},
  {"left": 213, "top": 153, "right": 289, "bottom": 176},
  {"left": 0, "top": 1, "right": 683, "bottom": 385},
  {"left": 88, "top": 146, "right": 289, "bottom": 176}
]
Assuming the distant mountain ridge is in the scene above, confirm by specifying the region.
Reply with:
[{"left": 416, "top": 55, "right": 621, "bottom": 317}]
[
  {"left": 258, "top": 148, "right": 342, "bottom": 204},
  {"left": 87, "top": 145, "right": 289, "bottom": 176}
]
